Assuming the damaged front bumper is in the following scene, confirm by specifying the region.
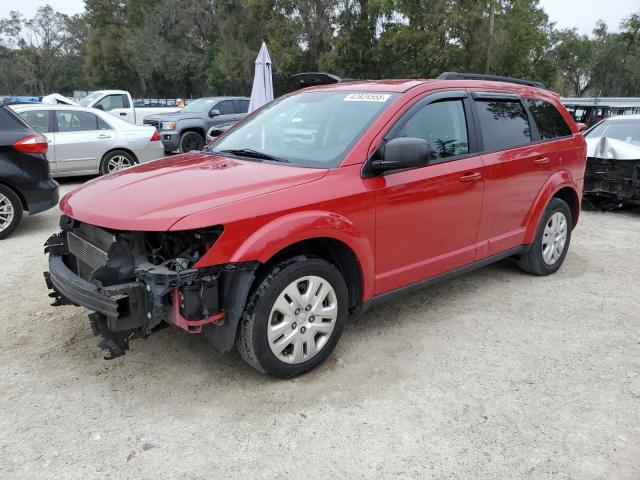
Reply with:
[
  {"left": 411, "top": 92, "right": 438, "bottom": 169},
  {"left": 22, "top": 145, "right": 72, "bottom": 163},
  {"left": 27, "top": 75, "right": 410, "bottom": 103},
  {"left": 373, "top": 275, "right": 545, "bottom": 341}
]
[
  {"left": 584, "top": 156, "right": 640, "bottom": 209},
  {"left": 44, "top": 219, "right": 257, "bottom": 359}
]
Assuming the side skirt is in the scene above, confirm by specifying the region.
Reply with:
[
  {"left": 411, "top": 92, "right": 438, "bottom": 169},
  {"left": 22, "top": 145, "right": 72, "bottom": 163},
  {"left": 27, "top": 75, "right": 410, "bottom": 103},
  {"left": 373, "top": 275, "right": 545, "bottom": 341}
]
[{"left": 362, "top": 245, "right": 527, "bottom": 312}]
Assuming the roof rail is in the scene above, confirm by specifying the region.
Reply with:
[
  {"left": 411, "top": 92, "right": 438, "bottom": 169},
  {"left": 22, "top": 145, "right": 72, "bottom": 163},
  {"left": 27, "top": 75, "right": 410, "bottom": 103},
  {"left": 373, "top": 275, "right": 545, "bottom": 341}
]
[
  {"left": 288, "top": 72, "right": 342, "bottom": 91},
  {"left": 437, "top": 72, "right": 546, "bottom": 90}
]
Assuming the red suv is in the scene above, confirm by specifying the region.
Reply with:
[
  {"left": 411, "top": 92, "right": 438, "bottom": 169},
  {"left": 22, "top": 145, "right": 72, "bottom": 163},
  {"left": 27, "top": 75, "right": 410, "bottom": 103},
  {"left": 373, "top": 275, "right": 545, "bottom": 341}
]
[{"left": 45, "top": 73, "right": 586, "bottom": 377}]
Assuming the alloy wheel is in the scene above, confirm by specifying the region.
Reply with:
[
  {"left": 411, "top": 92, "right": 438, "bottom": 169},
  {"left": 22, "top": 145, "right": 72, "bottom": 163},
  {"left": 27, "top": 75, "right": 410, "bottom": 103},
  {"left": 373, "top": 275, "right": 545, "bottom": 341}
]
[
  {"left": 107, "top": 155, "right": 133, "bottom": 173},
  {"left": 267, "top": 275, "right": 338, "bottom": 364},
  {"left": 542, "top": 211, "right": 568, "bottom": 265},
  {"left": 0, "top": 193, "right": 14, "bottom": 233}
]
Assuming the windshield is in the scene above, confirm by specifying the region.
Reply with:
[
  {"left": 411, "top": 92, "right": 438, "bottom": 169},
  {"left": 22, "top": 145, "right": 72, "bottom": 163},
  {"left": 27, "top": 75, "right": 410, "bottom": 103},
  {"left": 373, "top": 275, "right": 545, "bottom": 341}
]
[
  {"left": 210, "top": 91, "right": 398, "bottom": 168},
  {"left": 586, "top": 119, "right": 640, "bottom": 145},
  {"left": 79, "top": 92, "right": 104, "bottom": 107},
  {"left": 182, "top": 98, "right": 219, "bottom": 114}
]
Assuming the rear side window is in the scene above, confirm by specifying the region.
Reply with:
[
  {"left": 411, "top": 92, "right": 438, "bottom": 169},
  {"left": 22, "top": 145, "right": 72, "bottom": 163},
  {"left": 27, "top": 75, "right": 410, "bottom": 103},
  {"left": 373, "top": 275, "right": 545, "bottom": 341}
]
[
  {"left": 527, "top": 99, "right": 572, "bottom": 139},
  {"left": 56, "top": 111, "right": 99, "bottom": 132},
  {"left": 238, "top": 100, "right": 250, "bottom": 113},
  {"left": 215, "top": 100, "right": 235, "bottom": 115},
  {"left": 476, "top": 99, "right": 531, "bottom": 151},
  {"left": 395, "top": 100, "right": 469, "bottom": 159},
  {"left": 18, "top": 110, "right": 50, "bottom": 133}
]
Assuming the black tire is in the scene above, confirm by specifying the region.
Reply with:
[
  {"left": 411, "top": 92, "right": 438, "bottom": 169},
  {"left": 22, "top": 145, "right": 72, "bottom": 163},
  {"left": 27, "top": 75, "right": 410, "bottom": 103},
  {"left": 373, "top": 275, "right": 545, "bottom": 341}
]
[
  {"left": 237, "top": 255, "right": 349, "bottom": 378},
  {"left": 0, "top": 184, "right": 23, "bottom": 240},
  {"left": 99, "top": 150, "right": 137, "bottom": 175},
  {"left": 179, "top": 131, "right": 205, "bottom": 152},
  {"left": 518, "top": 198, "right": 573, "bottom": 276}
]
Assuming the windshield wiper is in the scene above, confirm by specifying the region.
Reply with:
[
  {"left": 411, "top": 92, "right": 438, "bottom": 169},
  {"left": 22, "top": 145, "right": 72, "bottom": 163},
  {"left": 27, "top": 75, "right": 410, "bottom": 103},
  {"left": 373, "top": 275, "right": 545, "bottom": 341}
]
[{"left": 217, "top": 148, "right": 289, "bottom": 162}]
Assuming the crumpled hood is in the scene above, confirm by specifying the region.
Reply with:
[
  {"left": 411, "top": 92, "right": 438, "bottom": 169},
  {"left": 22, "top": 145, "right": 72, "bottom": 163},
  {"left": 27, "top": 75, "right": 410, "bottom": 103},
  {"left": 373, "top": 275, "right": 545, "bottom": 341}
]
[
  {"left": 586, "top": 136, "right": 640, "bottom": 160},
  {"left": 60, "top": 153, "right": 328, "bottom": 231}
]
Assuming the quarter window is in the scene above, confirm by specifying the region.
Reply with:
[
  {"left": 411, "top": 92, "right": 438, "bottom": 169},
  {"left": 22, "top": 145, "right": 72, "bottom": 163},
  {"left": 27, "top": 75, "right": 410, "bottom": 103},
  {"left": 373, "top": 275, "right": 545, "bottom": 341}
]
[
  {"left": 55, "top": 111, "right": 100, "bottom": 132},
  {"left": 527, "top": 99, "right": 572, "bottom": 139},
  {"left": 395, "top": 100, "right": 469, "bottom": 160},
  {"left": 476, "top": 99, "right": 531, "bottom": 151},
  {"left": 215, "top": 100, "right": 235, "bottom": 115}
]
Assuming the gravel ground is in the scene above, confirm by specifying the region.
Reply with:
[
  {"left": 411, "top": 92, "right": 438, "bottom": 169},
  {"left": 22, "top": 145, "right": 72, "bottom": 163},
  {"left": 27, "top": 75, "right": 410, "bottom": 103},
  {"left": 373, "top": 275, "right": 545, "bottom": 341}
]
[{"left": 0, "top": 178, "right": 639, "bottom": 479}]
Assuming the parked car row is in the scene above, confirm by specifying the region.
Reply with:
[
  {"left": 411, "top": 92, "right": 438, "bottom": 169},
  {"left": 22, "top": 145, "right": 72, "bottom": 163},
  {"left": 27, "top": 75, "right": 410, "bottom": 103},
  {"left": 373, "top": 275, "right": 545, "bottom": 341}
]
[{"left": 10, "top": 104, "right": 164, "bottom": 177}]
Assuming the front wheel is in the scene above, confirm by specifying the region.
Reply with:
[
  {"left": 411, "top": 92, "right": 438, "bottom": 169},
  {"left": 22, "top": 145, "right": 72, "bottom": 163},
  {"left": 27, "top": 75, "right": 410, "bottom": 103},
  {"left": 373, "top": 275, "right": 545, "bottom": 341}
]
[
  {"left": 237, "top": 255, "right": 349, "bottom": 378},
  {"left": 179, "top": 131, "right": 205, "bottom": 152},
  {"left": 518, "top": 198, "right": 573, "bottom": 276}
]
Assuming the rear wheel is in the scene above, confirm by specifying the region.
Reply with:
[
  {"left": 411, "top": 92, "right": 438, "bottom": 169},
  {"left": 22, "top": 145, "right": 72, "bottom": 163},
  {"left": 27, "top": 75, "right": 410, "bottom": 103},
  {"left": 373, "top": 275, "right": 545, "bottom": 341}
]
[
  {"left": 100, "top": 150, "right": 137, "bottom": 175},
  {"left": 518, "top": 198, "right": 572, "bottom": 275},
  {"left": 179, "top": 131, "right": 205, "bottom": 152},
  {"left": 0, "top": 185, "right": 23, "bottom": 240},
  {"left": 237, "top": 255, "right": 348, "bottom": 378}
]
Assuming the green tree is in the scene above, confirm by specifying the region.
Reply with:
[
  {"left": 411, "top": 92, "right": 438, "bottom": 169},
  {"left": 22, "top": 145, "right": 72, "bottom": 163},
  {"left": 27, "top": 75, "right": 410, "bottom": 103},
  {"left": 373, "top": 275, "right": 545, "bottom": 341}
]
[{"left": 83, "top": 0, "right": 139, "bottom": 92}]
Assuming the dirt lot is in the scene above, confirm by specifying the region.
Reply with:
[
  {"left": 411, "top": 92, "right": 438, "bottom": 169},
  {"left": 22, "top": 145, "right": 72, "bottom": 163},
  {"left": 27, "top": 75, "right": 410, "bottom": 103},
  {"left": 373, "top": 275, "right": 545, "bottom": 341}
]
[{"left": 0, "top": 178, "right": 639, "bottom": 479}]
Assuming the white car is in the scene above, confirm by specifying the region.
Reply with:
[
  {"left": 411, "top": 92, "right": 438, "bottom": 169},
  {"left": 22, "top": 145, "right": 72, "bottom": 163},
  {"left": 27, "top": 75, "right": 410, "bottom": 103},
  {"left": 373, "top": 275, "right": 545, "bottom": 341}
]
[{"left": 11, "top": 104, "right": 165, "bottom": 177}]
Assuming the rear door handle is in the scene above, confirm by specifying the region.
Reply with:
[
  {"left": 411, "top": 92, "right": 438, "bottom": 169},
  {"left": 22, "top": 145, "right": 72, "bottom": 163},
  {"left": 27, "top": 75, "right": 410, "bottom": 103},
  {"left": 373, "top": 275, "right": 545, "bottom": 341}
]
[
  {"left": 459, "top": 172, "right": 482, "bottom": 183},
  {"left": 98, "top": 134, "right": 112, "bottom": 139},
  {"left": 534, "top": 157, "right": 550, "bottom": 165},
  {"left": 119, "top": 112, "right": 127, "bottom": 116}
]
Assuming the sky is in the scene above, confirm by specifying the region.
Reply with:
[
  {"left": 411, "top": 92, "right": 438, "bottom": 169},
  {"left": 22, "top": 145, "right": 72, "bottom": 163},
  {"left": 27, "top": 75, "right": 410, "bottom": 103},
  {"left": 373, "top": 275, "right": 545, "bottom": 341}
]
[{"left": 0, "top": 0, "right": 638, "bottom": 37}]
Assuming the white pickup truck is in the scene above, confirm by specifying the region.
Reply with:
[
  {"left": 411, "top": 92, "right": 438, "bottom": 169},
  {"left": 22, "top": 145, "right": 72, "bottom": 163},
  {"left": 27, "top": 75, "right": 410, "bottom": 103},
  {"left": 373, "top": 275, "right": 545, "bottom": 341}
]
[{"left": 78, "top": 90, "right": 181, "bottom": 125}]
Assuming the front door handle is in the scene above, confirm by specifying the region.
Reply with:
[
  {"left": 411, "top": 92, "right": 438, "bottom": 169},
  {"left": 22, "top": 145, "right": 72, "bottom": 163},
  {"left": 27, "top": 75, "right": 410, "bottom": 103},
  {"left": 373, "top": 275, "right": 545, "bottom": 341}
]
[
  {"left": 534, "top": 157, "right": 550, "bottom": 165},
  {"left": 119, "top": 112, "right": 127, "bottom": 116},
  {"left": 459, "top": 172, "right": 482, "bottom": 183}
]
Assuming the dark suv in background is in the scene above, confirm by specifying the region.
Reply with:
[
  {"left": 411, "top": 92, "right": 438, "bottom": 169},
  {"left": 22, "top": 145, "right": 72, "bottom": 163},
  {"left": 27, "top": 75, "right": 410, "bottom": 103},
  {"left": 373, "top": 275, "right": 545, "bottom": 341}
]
[
  {"left": 143, "top": 96, "right": 250, "bottom": 153},
  {"left": 0, "top": 102, "right": 58, "bottom": 239}
]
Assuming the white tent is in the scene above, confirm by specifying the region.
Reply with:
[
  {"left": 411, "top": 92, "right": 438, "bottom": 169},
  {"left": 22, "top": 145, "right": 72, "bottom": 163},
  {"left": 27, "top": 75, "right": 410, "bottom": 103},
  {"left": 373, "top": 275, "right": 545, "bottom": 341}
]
[{"left": 248, "top": 42, "right": 273, "bottom": 113}]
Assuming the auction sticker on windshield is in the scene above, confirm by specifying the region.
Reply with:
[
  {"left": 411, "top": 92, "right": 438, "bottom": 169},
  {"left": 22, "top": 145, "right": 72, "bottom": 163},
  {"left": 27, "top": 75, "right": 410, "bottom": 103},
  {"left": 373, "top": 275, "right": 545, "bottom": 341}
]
[{"left": 344, "top": 93, "right": 392, "bottom": 102}]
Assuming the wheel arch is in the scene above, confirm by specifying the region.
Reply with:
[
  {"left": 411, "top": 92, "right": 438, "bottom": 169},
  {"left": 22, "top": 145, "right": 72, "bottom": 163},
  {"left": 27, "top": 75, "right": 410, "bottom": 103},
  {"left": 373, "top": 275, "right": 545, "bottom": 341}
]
[
  {"left": 180, "top": 127, "right": 206, "bottom": 140},
  {"left": 253, "top": 237, "right": 364, "bottom": 316},
  {"left": 523, "top": 171, "right": 581, "bottom": 244},
  {"left": 0, "top": 180, "right": 27, "bottom": 211},
  {"left": 100, "top": 147, "right": 139, "bottom": 168}
]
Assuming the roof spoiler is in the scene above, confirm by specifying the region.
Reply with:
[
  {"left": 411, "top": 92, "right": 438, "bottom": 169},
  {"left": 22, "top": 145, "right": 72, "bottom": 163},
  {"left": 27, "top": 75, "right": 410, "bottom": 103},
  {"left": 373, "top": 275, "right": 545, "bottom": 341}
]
[
  {"left": 288, "top": 72, "right": 342, "bottom": 91},
  {"left": 437, "top": 72, "right": 546, "bottom": 90}
]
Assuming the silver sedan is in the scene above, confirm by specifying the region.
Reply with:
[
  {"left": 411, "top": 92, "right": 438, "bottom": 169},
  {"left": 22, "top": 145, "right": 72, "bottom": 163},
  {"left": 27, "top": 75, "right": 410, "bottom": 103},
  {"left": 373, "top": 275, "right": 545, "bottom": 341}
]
[{"left": 10, "top": 104, "right": 165, "bottom": 177}]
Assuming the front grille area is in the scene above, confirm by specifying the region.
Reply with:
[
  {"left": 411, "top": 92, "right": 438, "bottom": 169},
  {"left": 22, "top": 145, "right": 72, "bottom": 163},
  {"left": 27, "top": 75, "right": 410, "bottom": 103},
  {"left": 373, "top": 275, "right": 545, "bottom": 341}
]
[{"left": 67, "top": 224, "right": 115, "bottom": 280}]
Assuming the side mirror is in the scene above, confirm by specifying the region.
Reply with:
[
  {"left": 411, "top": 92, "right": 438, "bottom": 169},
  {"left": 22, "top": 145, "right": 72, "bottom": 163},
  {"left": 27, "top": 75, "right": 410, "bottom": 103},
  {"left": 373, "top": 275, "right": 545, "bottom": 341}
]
[
  {"left": 370, "top": 137, "right": 430, "bottom": 173},
  {"left": 94, "top": 104, "right": 104, "bottom": 111},
  {"left": 209, "top": 109, "right": 221, "bottom": 117}
]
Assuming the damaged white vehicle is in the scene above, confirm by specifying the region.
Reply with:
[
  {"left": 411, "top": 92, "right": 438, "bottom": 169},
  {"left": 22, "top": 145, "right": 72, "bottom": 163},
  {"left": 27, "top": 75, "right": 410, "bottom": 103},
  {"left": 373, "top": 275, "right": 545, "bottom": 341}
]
[{"left": 584, "top": 115, "right": 640, "bottom": 209}]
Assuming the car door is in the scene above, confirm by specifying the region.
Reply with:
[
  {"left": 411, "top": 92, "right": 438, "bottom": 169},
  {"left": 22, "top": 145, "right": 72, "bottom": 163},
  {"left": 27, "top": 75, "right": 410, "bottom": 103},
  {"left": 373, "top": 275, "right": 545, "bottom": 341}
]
[
  {"left": 53, "top": 110, "right": 115, "bottom": 174},
  {"left": 95, "top": 94, "right": 134, "bottom": 124},
  {"left": 209, "top": 100, "right": 238, "bottom": 128},
  {"left": 469, "top": 91, "right": 557, "bottom": 256},
  {"left": 16, "top": 109, "right": 57, "bottom": 174},
  {"left": 373, "top": 91, "right": 485, "bottom": 295}
]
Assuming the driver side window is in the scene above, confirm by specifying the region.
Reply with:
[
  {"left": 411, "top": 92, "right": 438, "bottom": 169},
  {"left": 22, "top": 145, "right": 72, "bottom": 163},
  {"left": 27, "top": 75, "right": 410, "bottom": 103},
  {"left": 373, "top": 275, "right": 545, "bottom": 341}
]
[{"left": 395, "top": 100, "right": 469, "bottom": 160}]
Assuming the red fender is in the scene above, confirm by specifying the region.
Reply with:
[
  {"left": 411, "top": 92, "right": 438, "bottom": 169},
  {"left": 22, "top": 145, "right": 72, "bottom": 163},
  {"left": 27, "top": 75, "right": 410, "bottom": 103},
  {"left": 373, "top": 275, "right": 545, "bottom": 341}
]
[
  {"left": 523, "top": 170, "right": 580, "bottom": 244},
  {"left": 194, "top": 210, "right": 375, "bottom": 300}
]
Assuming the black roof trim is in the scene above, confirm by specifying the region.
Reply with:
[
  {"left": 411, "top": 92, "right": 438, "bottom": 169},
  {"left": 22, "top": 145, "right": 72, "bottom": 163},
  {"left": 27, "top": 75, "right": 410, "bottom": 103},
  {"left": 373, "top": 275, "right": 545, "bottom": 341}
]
[{"left": 437, "top": 72, "right": 546, "bottom": 90}]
